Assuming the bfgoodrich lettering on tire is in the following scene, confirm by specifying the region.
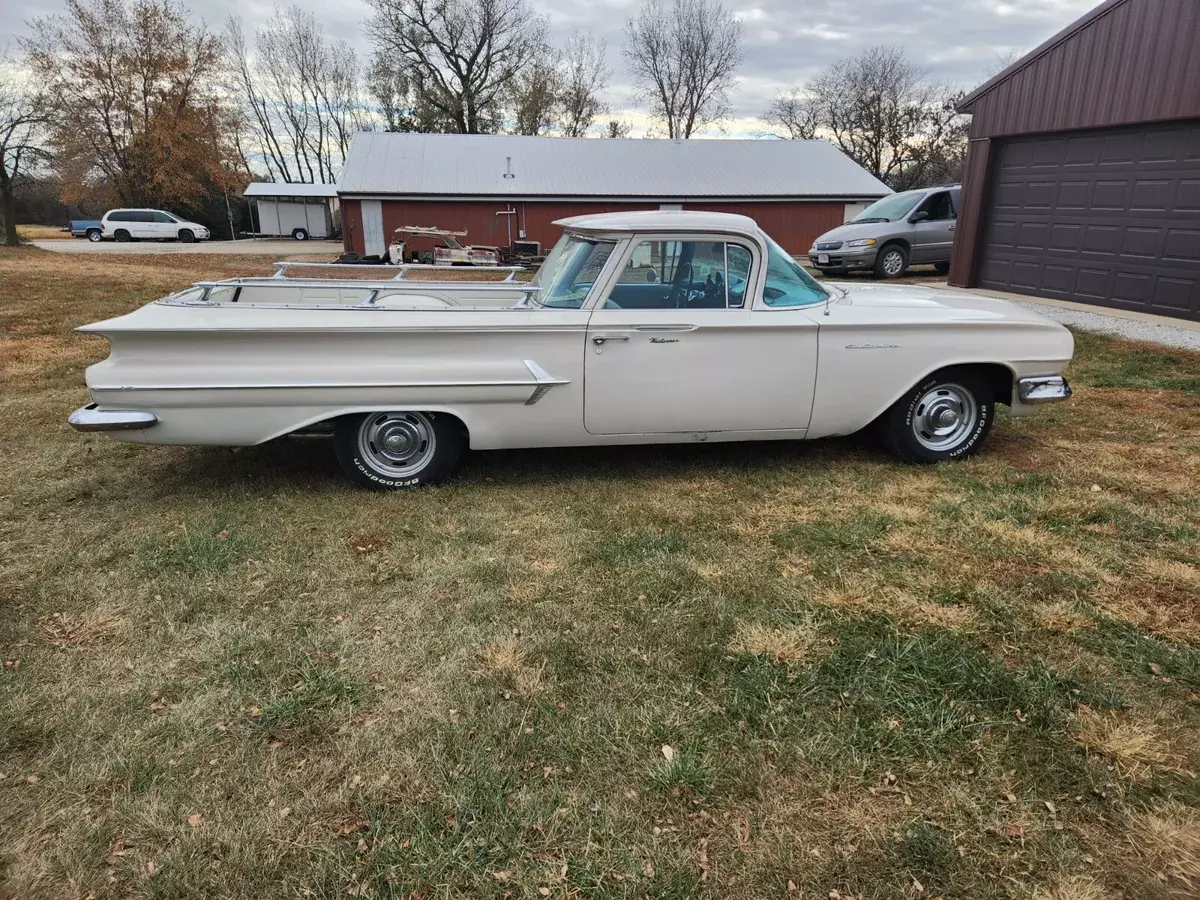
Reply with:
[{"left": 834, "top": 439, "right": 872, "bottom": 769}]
[
  {"left": 878, "top": 368, "right": 995, "bottom": 463},
  {"left": 333, "top": 411, "right": 463, "bottom": 490}
]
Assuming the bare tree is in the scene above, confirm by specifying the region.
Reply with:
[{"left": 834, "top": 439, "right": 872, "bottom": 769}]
[
  {"left": 559, "top": 33, "right": 610, "bottom": 137},
  {"left": 763, "top": 46, "right": 967, "bottom": 190},
  {"left": 365, "top": 0, "right": 549, "bottom": 135},
  {"left": 762, "top": 88, "right": 819, "bottom": 140},
  {"left": 509, "top": 49, "right": 563, "bottom": 136},
  {"left": 623, "top": 0, "right": 742, "bottom": 139},
  {"left": 604, "top": 119, "right": 632, "bottom": 139},
  {"left": 367, "top": 53, "right": 454, "bottom": 132},
  {"left": 226, "top": 6, "right": 368, "bottom": 183},
  {"left": 0, "top": 56, "right": 52, "bottom": 245}
]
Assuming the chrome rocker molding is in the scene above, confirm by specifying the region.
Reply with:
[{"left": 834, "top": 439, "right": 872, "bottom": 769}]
[
  {"left": 69, "top": 403, "right": 158, "bottom": 432},
  {"left": 1017, "top": 375, "right": 1072, "bottom": 403}
]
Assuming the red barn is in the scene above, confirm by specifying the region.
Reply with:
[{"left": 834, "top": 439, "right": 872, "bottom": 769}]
[{"left": 337, "top": 133, "right": 890, "bottom": 259}]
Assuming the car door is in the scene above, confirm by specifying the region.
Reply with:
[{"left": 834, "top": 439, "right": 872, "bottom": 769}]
[
  {"left": 128, "top": 211, "right": 154, "bottom": 239},
  {"left": 908, "top": 191, "right": 955, "bottom": 263},
  {"left": 153, "top": 211, "right": 177, "bottom": 239},
  {"left": 584, "top": 236, "right": 818, "bottom": 435}
]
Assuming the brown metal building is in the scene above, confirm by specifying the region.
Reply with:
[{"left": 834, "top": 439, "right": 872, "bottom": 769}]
[
  {"left": 337, "top": 133, "right": 891, "bottom": 259},
  {"left": 949, "top": 0, "right": 1200, "bottom": 320}
]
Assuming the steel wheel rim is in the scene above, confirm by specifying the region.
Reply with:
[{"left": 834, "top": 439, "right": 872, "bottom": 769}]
[
  {"left": 912, "top": 383, "right": 977, "bottom": 451},
  {"left": 883, "top": 250, "right": 904, "bottom": 276},
  {"left": 357, "top": 412, "right": 436, "bottom": 477}
]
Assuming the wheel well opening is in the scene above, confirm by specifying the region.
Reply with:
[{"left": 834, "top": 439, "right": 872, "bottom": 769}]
[
  {"left": 880, "top": 239, "right": 909, "bottom": 253},
  {"left": 943, "top": 363, "right": 1015, "bottom": 407}
]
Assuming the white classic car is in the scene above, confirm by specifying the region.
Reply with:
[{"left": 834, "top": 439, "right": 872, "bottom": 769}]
[{"left": 69, "top": 211, "right": 1073, "bottom": 490}]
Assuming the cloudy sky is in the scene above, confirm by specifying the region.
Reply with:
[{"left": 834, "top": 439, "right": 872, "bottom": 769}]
[{"left": 1, "top": 0, "right": 1098, "bottom": 136}]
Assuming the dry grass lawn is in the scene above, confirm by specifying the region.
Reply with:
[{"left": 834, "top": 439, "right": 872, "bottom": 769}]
[
  {"left": 1, "top": 245, "right": 1198, "bottom": 899},
  {"left": 13, "top": 224, "right": 76, "bottom": 241}
]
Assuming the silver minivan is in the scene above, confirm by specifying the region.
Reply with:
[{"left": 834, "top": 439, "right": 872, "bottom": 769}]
[{"left": 807, "top": 185, "right": 960, "bottom": 278}]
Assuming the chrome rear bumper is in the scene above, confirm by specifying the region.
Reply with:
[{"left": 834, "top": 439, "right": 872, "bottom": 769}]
[
  {"left": 1017, "top": 375, "right": 1072, "bottom": 403},
  {"left": 69, "top": 403, "right": 158, "bottom": 432}
]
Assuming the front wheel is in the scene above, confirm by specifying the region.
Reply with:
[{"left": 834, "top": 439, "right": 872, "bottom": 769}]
[
  {"left": 873, "top": 244, "right": 909, "bottom": 278},
  {"left": 878, "top": 369, "right": 994, "bottom": 462},
  {"left": 178, "top": 229, "right": 195, "bottom": 243},
  {"left": 291, "top": 228, "right": 309, "bottom": 241},
  {"left": 334, "top": 411, "right": 463, "bottom": 490}
]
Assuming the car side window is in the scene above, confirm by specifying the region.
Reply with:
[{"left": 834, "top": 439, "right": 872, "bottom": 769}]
[
  {"left": 109, "top": 211, "right": 129, "bottom": 222},
  {"left": 949, "top": 188, "right": 961, "bottom": 217},
  {"left": 726, "top": 245, "right": 752, "bottom": 308},
  {"left": 608, "top": 240, "right": 752, "bottom": 309},
  {"left": 918, "top": 192, "right": 953, "bottom": 222},
  {"left": 132, "top": 211, "right": 154, "bottom": 223},
  {"left": 153, "top": 212, "right": 175, "bottom": 223}
]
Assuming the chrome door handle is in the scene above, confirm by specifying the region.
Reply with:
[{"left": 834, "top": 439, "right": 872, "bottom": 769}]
[
  {"left": 948, "top": 224, "right": 956, "bottom": 231},
  {"left": 592, "top": 334, "right": 630, "bottom": 345}
]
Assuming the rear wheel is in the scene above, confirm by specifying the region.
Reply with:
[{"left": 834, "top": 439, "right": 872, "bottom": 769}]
[
  {"left": 178, "top": 229, "right": 195, "bottom": 243},
  {"left": 873, "top": 243, "right": 909, "bottom": 278},
  {"left": 334, "top": 411, "right": 463, "bottom": 490},
  {"left": 86, "top": 229, "right": 102, "bottom": 242},
  {"left": 934, "top": 261, "right": 951, "bottom": 275},
  {"left": 878, "top": 369, "right": 994, "bottom": 462},
  {"left": 291, "top": 228, "right": 309, "bottom": 241},
  {"left": 114, "top": 229, "right": 131, "bottom": 242}
]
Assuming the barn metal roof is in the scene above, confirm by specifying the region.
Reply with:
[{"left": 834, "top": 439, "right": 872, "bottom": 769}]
[
  {"left": 338, "top": 133, "right": 891, "bottom": 199},
  {"left": 244, "top": 182, "right": 339, "bottom": 199}
]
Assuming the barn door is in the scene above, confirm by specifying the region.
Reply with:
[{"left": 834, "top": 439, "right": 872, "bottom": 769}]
[{"left": 361, "top": 200, "right": 386, "bottom": 257}]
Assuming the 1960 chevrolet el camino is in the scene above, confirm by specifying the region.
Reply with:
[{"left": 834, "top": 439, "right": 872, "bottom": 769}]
[{"left": 70, "top": 211, "right": 1073, "bottom": 490}]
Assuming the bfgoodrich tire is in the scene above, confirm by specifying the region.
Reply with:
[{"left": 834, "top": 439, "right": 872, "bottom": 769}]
[
  {"left": 334, "top": 411, "right": 463, "bottom": 490},
  {"left": 878, "top": 368, "right": 994, "bottom": 463}
]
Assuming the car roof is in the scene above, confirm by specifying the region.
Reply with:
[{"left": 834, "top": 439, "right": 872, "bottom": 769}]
[{"left": 553, "top": 209, "right": 762, "bottom": 239}]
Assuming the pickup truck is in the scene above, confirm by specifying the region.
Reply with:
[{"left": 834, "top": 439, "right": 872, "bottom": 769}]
[
  {"left": 68, "top": 220, "right": 103, "bottom": 241},
  {"left": 68, "top": 210, "right": 1074, "bottom": 490}
]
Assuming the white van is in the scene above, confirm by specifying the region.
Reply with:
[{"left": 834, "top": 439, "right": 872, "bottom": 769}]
[{"left": 100, "top": 209, "right": 211, "bottom": 243}]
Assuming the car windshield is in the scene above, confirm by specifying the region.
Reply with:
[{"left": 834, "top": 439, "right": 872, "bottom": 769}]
[
  {"left": 852, "top": 192, "right": 922, "bottom": 223},
  {"left": 762, "top": 234, "right": 830, "bottom": 307},
  {"left": 534, "top": 234, "right": 617, "bottom": 308}
]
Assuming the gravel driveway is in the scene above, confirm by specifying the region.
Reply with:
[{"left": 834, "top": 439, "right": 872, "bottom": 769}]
[{"left": 1010, "top": 299, "right": 1200, "bottom": 352}]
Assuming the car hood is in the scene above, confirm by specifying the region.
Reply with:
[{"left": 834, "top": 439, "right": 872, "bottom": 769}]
[
  {"left": 834, "top": 282, "right": 1062, "bottom": 326},
  {"left": 812, "top": 221, "right": 894, "bottom": 245}
]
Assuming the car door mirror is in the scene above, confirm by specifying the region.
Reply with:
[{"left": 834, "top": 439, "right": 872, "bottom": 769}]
[{"left": 910, "top": 210, "right": 930, "bottom": 223}]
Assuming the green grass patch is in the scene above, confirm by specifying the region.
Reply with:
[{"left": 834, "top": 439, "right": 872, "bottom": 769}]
[{"left": 1069, "top": 329, "right": 1200, "bottom": 395}]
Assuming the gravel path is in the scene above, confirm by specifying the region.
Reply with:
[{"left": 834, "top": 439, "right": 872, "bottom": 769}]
[{"left": 1011, "top": 299, "right": 1200, "bottom": 352}]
